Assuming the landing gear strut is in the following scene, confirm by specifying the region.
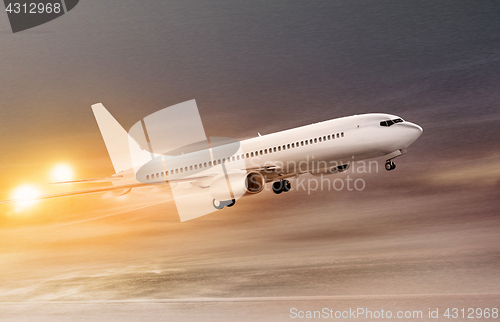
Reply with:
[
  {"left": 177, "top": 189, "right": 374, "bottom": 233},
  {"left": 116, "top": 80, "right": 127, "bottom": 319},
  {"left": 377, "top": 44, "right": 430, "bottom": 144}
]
[
  {"left": 213, "top": 199, "right": 236, "bottom": 210},
  {"left": 272, "top": 179, "right": 291, "bottom": 194},
  {"left": 385, "top": 161, "right": 396, "bottom": 171}
]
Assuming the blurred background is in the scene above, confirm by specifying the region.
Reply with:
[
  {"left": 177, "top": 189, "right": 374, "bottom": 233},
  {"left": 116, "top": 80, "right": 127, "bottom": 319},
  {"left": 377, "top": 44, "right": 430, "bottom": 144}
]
[{"left": 0, "top": 0, "right": 499, "bottom": 319}]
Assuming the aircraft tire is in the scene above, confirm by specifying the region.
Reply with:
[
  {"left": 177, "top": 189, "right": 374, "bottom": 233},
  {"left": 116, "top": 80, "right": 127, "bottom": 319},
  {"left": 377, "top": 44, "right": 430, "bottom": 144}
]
[
  {"left": 282, "top": 180, "right": 291, "bottom": 192},
  {"left": 213, "top": 199, "right": 225, "bottom": 210},
  {"left": 226, "top": 199, "right": 236, "bottom": 207},
  {"left": 272, "top": 181, "right": 283, "bottom": 194}
]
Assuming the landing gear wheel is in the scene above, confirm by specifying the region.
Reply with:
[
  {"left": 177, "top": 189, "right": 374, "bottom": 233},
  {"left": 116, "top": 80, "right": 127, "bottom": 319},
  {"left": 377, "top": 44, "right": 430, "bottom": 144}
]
[
  {"left": 385, "top": 161, "right": 396, "bottom": 171},
  {"left": 226, "top": 199, "right": 236, "bottom": 207},
  {"left": 282, "top": 180, "right": 291, "bottom": 192},
  {"left": 213, "top": 199, "right": 225, "bottom": 210},
  {"left": 272, "top": 181, "right": 283, "bottom": 194}
]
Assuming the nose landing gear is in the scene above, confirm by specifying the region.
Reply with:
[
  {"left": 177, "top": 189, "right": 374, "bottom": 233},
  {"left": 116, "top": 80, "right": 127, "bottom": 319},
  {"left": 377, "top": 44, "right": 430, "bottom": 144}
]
[
  {"left": 272, "top": 179, "right": 291, "bottom": 194},
  {"left": 385, "top": 161, "right": 396, "bottom": 171}
]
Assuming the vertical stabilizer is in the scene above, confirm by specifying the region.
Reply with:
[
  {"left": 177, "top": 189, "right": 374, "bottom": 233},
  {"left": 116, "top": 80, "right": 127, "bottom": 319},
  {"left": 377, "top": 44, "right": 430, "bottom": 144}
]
[{"left": 91, "top": 103, "right": 150, "bottom": 174}]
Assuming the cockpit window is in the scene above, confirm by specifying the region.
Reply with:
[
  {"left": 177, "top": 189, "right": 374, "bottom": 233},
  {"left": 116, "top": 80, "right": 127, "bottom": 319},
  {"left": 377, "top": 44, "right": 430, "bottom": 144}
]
[{"left": 380, "top": 118, "right": 404, "bottom": 127}]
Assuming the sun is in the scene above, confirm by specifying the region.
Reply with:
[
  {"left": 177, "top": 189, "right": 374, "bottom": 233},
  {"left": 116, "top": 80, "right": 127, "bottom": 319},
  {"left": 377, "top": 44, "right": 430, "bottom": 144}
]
[
  {"left": 51, "top": 164, "right": 74, "bottom": 182},
  {"left": 11, "top": 185, "right": 40, "bottom": 210}
]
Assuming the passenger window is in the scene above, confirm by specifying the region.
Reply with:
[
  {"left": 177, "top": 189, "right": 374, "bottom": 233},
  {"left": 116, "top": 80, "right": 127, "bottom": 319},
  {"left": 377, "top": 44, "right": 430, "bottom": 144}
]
[
  {"left": 176, "top": 169, "right": 179, "bottom": 173},
  {"left": 146, "top": 175, "right": 149, "bottom": 180},
  {"left": 323, "top": 136, "right": 326, "bottom": 141},
  {"left": 310, "top": 139, "right": 313, "bottom": 144},
  {"left": 180, "top": 168, "right": 183, "bottom": 173},
  {"left": 318, "top": 137, "right": 322, "bottom": 142},
  {"left": 171, "top": 170, "right": 174, "bottom": 175},
  {"left": 291, "top": 143, "right": 295, "bottom": 148},
  {"left": 328, "top": 135, "right": 331, "bottom": 140},
  {"left": 287, "top": 144, "right": 290, "bottom": 149},
  {"left": 301, "top": 141, "right": 304, "bottom": 146},
  {"left": 260, "top": 150, "right": 263, "bottom": 155},
  {"left": 273, "top": 147, "right": 277, "bottom": 152},
  {"left": 341, "top": 132, "right": 344, "bottom": 137},
  {"left": 190, "top": 166, "right": 193, "bottom": 170},
  {"left": 314, "top": 138, "right": 317, "bottom": 143},
  {"left": 283, "top": 145, "right": 286, "bottom": 150},
  {"left": 337, "top": 133, "right": 339, "bottom": 138},
  {"left": 278, "top": 146, "right": 281, "bottom": 151},
  {"left": 218, "top": 160, "right": 221, "bottom": 164},
  {"left": 305, "top": 140, "right": 308, "bottom": 145}
]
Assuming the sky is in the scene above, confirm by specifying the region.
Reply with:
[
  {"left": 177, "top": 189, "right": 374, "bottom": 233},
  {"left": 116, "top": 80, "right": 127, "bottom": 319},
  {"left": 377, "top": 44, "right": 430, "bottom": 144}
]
[{"left": 0, "top": 0, "right": 499, "bottom": 306}]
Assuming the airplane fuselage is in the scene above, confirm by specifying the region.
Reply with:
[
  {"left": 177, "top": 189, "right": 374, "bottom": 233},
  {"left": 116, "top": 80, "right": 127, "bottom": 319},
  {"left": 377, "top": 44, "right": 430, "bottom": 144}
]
[{"left": 132, "top": 113, "right": 422, "bottom": 185}]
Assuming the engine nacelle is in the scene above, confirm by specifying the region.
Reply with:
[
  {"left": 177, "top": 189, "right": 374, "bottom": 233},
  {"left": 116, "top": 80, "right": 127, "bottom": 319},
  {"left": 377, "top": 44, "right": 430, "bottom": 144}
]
[
  {"left": 209, "top": 171, "right": 265, "bottom": 201},
  {"left": 245, "top": 172, "right": 265, "bottom": 194}
]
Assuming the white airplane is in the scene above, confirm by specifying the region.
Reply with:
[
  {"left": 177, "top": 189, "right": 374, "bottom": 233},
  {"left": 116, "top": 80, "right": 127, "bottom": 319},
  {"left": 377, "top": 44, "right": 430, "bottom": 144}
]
[{"left": 3, "top": 102, "right": 423, "bottom": 220}]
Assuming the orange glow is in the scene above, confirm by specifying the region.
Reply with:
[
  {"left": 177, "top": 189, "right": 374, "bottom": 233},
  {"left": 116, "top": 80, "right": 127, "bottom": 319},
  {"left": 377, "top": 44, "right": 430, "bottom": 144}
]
[
  {"left": 11, "top": 184, "right": 40, "bottom": 210},
  {"left": 51, "top": 164, "right": 74, "bottom": 182}
]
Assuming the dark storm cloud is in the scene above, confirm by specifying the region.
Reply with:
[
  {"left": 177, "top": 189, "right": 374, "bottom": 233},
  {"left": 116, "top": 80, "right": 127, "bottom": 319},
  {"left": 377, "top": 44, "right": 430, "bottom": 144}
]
[{"left": 1, "top": 1, "right": 499, "bottom": 182}]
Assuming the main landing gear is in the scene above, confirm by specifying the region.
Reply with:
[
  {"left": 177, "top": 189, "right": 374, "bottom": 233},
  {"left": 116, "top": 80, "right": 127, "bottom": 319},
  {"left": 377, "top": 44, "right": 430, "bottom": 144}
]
[
  {"left": 385, "top": 160, "right": 396, "bottom": 171},
  {"left": 213, "top": 199, "right": 236, "bottom": 210},
  {"left": 272, "top": 179, "right": 291, "bottom": 194}
]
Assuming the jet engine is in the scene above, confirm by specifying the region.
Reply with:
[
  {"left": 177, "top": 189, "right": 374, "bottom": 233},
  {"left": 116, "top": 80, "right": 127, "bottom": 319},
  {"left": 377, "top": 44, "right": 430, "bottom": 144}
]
[{"left": 209, "top": 171, "right": 265, "bottom": 201}]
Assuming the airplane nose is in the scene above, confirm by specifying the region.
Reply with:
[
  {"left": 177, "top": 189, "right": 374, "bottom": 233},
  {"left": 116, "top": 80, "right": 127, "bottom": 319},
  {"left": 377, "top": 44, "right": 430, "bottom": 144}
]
[
  {"left": 412, "top": 122, "right": 423, "bottom": 133},
  {"left": 406, "top": 122, "right": 423, "bottom": 133},
  {"left": 400, "top": 121, "right": 423, "bottom": 146}
]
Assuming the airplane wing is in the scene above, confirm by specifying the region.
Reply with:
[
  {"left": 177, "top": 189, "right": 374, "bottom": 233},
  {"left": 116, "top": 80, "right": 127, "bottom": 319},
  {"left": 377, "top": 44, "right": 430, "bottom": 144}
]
[
  {"left": 46, "top": 175, "right": 123, "bottom": 184},
  {"left": 1, "top": 173, "right": 220, "bottom": 205}
]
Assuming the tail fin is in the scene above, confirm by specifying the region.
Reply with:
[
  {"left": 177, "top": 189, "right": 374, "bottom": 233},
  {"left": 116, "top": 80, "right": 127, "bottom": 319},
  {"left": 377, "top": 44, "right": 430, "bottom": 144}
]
[{"left": 91, "top": 103, "right": 151, "bottom": 174}]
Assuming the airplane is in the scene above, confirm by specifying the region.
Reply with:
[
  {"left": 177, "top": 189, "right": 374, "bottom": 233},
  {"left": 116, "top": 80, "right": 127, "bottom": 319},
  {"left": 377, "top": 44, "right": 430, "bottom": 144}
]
[{"left": 2, "top": 101, "right": 423, "bottom": 220}]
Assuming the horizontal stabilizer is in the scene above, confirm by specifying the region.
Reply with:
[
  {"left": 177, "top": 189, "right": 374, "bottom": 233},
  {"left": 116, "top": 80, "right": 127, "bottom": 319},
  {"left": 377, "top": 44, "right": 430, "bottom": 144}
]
[{"left": 0, "top": 182, "right": 148, "bottom": 205}]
